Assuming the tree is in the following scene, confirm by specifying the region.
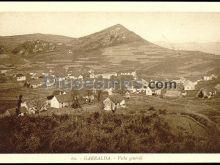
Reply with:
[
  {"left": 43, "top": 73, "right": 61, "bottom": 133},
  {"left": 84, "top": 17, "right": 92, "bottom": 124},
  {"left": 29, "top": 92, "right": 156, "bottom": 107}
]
[
  {"left": 16, "top": 94, "right": 23, "bottom": 116},
  {"left": 71, "top": 90, "right": 81, "bottom": 109},
  {"left": 96, "top": 90, "right": 102, "bottom": 102},
  {"left": 30, "top": 97, "right": 46, "bottom": 114}
]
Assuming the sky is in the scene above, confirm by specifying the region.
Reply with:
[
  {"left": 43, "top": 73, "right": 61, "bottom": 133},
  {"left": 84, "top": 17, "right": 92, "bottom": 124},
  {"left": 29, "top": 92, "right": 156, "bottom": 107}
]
[{"left": 1, "top": 12, "right": 220, "bottom": 43}]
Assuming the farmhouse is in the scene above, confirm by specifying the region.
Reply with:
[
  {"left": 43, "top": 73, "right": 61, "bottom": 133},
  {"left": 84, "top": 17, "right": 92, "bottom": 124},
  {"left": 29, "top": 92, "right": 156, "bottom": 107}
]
[
  {"left": 215, "top": 84, "right": 220, "bottom": 92},
  {"left": 78, "top": 75, "right": 83, "bottom": 79},
  {"left": 89, "top": 72, "right": 96, "bottom": 79},
  {"left": 46, "top": 95, "right": 54, "bottom": 106},
  {"left": 88, "top": 69, "right": 94, "bottom": 74},
  {"left": 184, "top": 80, "right": 196, "bottom": 91},
  {"left": 77, "top": 90, "right": 95, "bottom": 103},
  {"left": 145, "top": 87, "right": 153, "bottom": 96},
  {"left": 203, "top": 74, "right": 217, "bottom": 81},
  {"left": 67, "top": 74, "right": 76, "bottom": 79},
  {"left": 16, "top": 74, "right": 26, "bottom": 81},
  {"left": 154, "top": 89, "right": 162, "bottom": 96},
  {"left": 107, "top": 88, "right": 113, "bottom": 96},
  {"left": 103, "top": 98, "right": 115, "bottom": 111},
  {"left": 125, "top": 91, "right": 130, "bottom": 99},
  {"left": 30, "top": 80, "right": 43, "bottom": 88},
  {"left": 127, "top": 85, "right": 137, "bottom": 93},
  {"left": 103, "top": 94, "right": 126, "bottom": 111},
  {"left": 50, "top": 93, "right": 73, "bottom": 108},
  {"left": 0, "top": 69, "right": 8, "bottom": 74}
]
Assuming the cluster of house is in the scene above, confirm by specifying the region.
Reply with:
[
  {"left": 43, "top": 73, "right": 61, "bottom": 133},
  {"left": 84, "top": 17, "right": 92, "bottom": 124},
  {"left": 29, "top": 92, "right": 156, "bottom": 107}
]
[
  {"left": 13, "top": 69, "right": 139, "bottom": 89},
  {"left": 0, "top": 99, "right": 46, "bottom": 118},
  {"left": 121, "top": 73, "right": 219, "bottom": 99},
  {"left": 46, "top": 90, "right": 95, "bottom": 109},
  {"left": 203, "top": 74, "right": 218, "bottom": 81},
  {"left": 45, "top": 89, "right": 129, "bottom": 112},
  {"left": 2, "top": 70, "right": 219, "bottom": 118},
  {"left": 13, "top": 69, "right": 220, "bottom": 99},
  {"left": 88, "top": 70, "right": 137, "bottom": 80},
  {"left": 15, "top": 74, "right": 26, "bottom": 82},
  {"left": 165, "top": 74, "right": 219, "bottom": 99}
]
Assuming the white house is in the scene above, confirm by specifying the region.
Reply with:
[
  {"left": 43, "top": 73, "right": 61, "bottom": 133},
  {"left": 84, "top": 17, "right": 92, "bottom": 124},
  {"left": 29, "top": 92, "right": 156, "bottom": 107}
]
[
  {"left": 50, "top": 93, "right": 73, "bottom": 108},
  {"left": 107, "top": 88, "right": 113, "bottom": 96},
  {"left": 16, "top": 74, "right": 26, "bottom": 81},
  {"left": 154, "top": 89, "right": 162, "bottom": 96},
  {"left": 184, "top": 80, "right": 196, "bottom": 91},
  {"left": 103, "top": 94, "right": 126, "bottom": 111},
  {"left": 125, "top": 91, "right": 130, "bottom": 99},
  {"left": 78, "top": 75, "right": 83, "bottom": 79},
  {"left": 88, "top": 69, "right": 94, "bottom": 74},
  {"left": 131, "top": 71, "right": 137, "bottom": 79},
  {"left": 204, "top": 76, "right": 212, "bottom": 81},
  {"left": 46, "top": 95, "right": 54, "bottom": 107},
  {"left": 128, "top": 86, "right": 137, "bottom": 93},
  {"left": 0, "top": 69, "right": 8, "bottom": 74},
  {"left": 203, "top": 74, "right": 217, "bottom": 81},
  {"left": 145, "top": 87, "right": 153, "bottom": 96},
  {"left": 103, "top": 97, "right": 115, "bottom": 111}
]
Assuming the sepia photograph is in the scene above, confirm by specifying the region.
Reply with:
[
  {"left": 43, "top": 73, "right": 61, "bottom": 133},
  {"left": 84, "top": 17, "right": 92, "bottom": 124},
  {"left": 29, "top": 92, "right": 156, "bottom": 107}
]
[{"left": 0, "top": 1, "right": 220, "bottom": 163}]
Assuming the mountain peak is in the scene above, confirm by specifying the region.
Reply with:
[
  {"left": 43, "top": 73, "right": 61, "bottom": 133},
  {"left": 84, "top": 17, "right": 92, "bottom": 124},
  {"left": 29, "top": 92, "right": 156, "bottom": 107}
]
[
  {"left": 106, "top": 24, "right": 131, "bottom": 33},
  {"left": 76, "top": 24, "right": 147, "bottom": 50},
  {"left": 110, "top": 23, "right": 126, "bottom": 29}
]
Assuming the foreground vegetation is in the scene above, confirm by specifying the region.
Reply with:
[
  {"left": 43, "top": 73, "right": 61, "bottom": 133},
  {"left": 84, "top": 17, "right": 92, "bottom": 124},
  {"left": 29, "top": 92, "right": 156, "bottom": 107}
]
[{"left": 0, "top": 108, "right": 219, "bottom": 153}]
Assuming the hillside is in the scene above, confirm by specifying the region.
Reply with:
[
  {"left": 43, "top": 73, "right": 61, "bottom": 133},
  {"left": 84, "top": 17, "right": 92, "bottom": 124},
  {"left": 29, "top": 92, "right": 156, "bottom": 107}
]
[
  {"left": 0, "top": 107, "right": 219, "bottom": 153},
  {"left": 0, "top": 33, "right": 74, "bottom": 53},
  {"left": 0, "top": 24, "right": 220, "bottom": 80},
  {"left": 155, "top": 41, "right": 220, "bottom": 56}
]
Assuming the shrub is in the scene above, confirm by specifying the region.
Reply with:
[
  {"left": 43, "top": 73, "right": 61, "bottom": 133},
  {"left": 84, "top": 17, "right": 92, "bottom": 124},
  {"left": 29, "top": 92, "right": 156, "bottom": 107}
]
[
  {"left": 148, "top": 106, "right": 155, "bottom": 111},
  {"left": 0, "top": 111, "right": 219, "bottom": 153}
]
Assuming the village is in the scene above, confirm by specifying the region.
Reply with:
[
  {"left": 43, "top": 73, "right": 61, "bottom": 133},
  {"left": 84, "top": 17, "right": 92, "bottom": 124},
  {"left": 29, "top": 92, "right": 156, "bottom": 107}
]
[
  {"left": 1, "top": 10, "right": 220, "bottom": 154},
  {"left": 0, "top": 66, "right": 219, "bottom": 118}
]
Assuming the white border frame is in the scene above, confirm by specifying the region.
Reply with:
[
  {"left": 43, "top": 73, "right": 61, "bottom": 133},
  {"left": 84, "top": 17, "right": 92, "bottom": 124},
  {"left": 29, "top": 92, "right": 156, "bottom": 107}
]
[{"left": 0, "top": 2, "right": 220, "bottom": 163}]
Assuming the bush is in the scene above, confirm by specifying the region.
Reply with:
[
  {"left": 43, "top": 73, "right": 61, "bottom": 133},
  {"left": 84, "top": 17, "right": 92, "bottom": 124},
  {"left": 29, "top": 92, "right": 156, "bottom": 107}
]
[
  {"left": 148, "top": 106, "right": 156, "bottom": 111},
  {"left": 0, "top": 111, "right": 219, "bottom": 153}
]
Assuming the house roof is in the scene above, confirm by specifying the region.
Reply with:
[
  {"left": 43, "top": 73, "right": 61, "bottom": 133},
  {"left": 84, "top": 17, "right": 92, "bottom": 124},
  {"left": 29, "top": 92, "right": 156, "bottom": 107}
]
[
  {"left": 16, "top": 74, "right": 25, "bottom": 77},
  {"left": 103, "top": 97, "right": 112, "bottom": 104},
  {"left": 47, "top": 95, "right": 54, "bottom": 100},
  {"left": 55, "top": 93, "right": 72, "bottom": 103}
]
